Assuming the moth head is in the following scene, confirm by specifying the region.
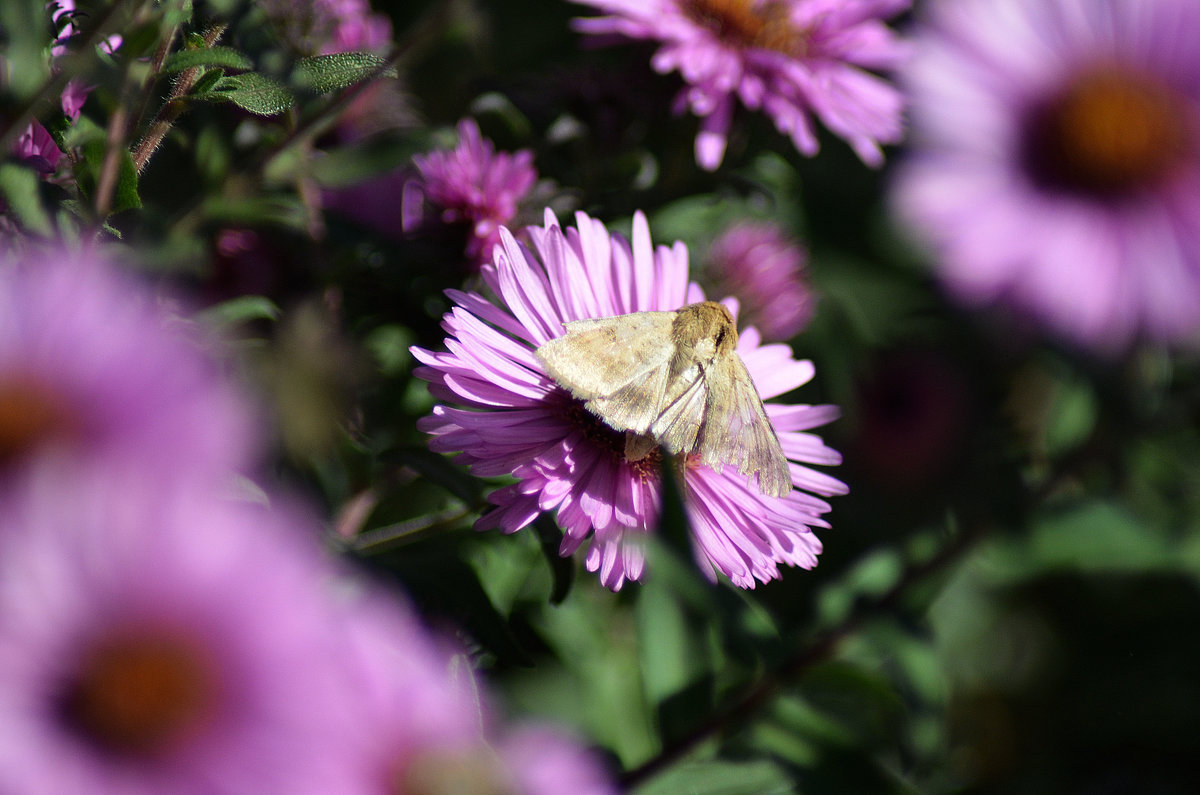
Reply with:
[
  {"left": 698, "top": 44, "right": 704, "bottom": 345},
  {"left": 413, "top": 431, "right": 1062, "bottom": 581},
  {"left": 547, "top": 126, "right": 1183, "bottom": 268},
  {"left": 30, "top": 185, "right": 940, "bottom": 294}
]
[{"left": 673, "top": 301, "right": 739, "bottom": 360}]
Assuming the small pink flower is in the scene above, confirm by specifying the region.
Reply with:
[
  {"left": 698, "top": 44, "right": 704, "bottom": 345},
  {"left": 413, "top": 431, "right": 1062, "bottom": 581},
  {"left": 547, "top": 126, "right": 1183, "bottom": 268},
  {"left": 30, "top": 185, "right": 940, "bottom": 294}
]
[
  {"left": 412, "top": 209, "right": 845, "bottom": 590},
  {"left": 337, "top": 591, "right": 617, "bottom": 794},
  {"left": 402, "top": 119, "right": 539, "bottom": 269},
  {"left": 705, "top": 220, "right": 815, "bottom": 341},
  {"left": 572, "top": 0, "right": 909, "bottom": 169}
]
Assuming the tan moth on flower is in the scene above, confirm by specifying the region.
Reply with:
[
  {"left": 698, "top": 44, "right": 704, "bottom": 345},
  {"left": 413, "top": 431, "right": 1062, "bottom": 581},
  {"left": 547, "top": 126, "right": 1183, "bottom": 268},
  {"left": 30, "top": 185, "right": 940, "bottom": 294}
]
[{"left": 535, "top": 301, "right": 792, "bottom": 498}]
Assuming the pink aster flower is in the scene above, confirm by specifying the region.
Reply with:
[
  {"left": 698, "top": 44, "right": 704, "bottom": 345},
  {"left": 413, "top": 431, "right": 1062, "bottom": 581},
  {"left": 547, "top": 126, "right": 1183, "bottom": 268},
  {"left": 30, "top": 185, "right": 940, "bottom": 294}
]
[
  {"left": 705, "top": 220, "right": 815, "bottom": 341},
  {"left": 412, "top": 209, "right": 846, "bottom": 590},
  {"left": 401, "top": 119, "right": 539, "bottom": 269},
  {"left": 337, "top": 591, "right": 616, "bottom": 793},
  {"left": 318, "top": 0, "right": 392, "bottom": 54},
  {"left": 893, "top": 0, "right": 1200, "bottom": 351},
  {"left": 0, "top": 245, "right": 257, "bottom": 487},
  {"left": 0, "top": 465, "right": 361, "bottom": 792},
  {"left": 571, "top": 0, "right": 909, "bottom": 170}
]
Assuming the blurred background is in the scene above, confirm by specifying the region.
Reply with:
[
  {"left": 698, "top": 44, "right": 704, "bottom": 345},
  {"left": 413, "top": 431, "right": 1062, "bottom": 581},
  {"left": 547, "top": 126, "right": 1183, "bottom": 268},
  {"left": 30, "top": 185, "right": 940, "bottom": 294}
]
[{"left": 4, "top": 0, "right": 1200, "bottom": 792}]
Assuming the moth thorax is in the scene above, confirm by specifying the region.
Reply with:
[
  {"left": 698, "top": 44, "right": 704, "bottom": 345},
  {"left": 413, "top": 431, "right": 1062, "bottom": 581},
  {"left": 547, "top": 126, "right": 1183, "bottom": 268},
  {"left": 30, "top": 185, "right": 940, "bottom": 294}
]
[{"left": 673, "top": 302, "right": 739, "bottom": 359}]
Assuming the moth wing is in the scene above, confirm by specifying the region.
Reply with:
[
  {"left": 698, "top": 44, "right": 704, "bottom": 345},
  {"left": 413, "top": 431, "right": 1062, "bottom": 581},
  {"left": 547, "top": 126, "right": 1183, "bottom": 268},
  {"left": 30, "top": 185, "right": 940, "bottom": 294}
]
[
  {"left": 646, "top": 364, "right": 709, "bottom": 457},
  {"left": 535, "top": 311, "right": 676, "bottom": 401},
  {"left": 698, "top": 354, "right": 792, "bottom": 498},
  {"left": 584, "top": 360, "right": 671, "bottom": 434}
]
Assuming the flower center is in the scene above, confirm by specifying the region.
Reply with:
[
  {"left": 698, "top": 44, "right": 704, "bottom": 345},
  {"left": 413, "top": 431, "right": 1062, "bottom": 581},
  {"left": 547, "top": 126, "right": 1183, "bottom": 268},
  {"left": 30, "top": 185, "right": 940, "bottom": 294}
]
[
  {"left": 395, "top": 746, "right": 518, "bottom": 795},
  {"left": 680, "top": 0, "right": 806, "bottom": 57},
  {"left": 58, "top": 628, "right": 219, "bottom": 758},
  {"left": 0, "top": 376, "right": 79, "bottom": 468},
  {"left": 1024, "top": 66, "right": 1192, "bottom": 196},
  {"left": 563, "top": 398, "right": 662, "bottom": 479}
]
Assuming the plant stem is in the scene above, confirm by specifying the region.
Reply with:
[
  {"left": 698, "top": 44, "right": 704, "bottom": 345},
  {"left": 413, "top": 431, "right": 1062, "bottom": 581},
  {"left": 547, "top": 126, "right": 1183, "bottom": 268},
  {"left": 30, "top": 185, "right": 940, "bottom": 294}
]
[
  {"left": 619, "top": 527, "right": 983, "bottom": 789},
  {"left": 131, "top": 23, "right": 228, "bottom": 174}
]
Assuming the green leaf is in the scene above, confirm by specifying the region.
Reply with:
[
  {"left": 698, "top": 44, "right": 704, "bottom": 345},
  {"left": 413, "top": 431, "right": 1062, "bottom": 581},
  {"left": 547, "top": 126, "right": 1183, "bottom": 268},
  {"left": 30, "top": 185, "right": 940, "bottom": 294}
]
[
  {"left": 162, "top": 46, "right": 253, "bottom": 74},
  {"left": 293, "top": 52, "right": 395, "bottom": 95},
  {"left": 190, "top": 67, "right": 226, "bottom": 97},
  {"left": 73, "top": 125, "right": 142, "bottom": 215},
  {"left": 200, "top": 195, "right": 308, "bottom": 229},
  {"left": 0, "top": 164, "right": 53, "bottom": 236},
  {"left": 196, "top": 295, "right": 282, "bottom": 330},
  {"left": 195, "top": 73, "right": 295, "bottom": 116},
  {"left": 111, "top": 150, "right": 142, "bottom": 213},
  {"left": 635, "top": 759, "right": 795, "bottom": 795},
  {"left": 1043, "top": 372, "right": 1098, "bottom": 457},
  {"left": 311, "top": 137, "right": 421, "bottom": 188},
  {"left": 363, "top": 324, "right": 414, "bottom": 377},
  {"left": 0, "top": 0, "right": 51, "bottom": 100}
]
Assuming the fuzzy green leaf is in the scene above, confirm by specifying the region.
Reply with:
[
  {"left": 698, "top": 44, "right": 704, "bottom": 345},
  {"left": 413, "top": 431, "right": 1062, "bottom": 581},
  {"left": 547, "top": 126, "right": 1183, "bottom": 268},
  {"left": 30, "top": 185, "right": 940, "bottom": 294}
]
[
  {"left": 293, "top": 52, "right": 394, "bottom": 95},
  {"left": 195, "top": 73, "right": 295, "bottom": 116},
  {"left": 162, "top": 46, "right": 253, "bottom": 74}
]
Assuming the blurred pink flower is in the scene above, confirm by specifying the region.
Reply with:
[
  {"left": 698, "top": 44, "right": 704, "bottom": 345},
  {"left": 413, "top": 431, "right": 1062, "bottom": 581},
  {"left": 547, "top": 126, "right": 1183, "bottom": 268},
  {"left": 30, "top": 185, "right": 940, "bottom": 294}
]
[
  {"left": 0, "top": 246, "right": 257, "bottom": 487},
  {"left": 0, "top": 466, "right": 360, "bottom": 792},
  {"left": 571, "top": 0, "right": 909, "bottom": 169},
  {"left": 337, "top": 591, "right": 616, "bottom": 794},
  {"left": 894, "top": 0, "right": 1200, "bottom": 351},
  {"left": 317, "top": 0, "right": 392, "bottom": 54},
  {"left": 412, "top": 209, "right": 845, "bottom": 590},
  {"left": 706, "top": 220, "right": 815, "bottom": 340},
  {"left": 401, "top": 119, "right": 539, "bottom": 269}
]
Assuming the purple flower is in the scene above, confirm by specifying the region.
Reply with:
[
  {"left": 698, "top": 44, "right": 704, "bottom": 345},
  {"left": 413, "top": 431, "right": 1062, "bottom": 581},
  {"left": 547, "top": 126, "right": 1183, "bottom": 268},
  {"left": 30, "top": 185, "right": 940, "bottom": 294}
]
[
  {"left": 336, "top": 591, "right": 617, "bottom": 793},
  {"left": 412, "top": 209, "right": 845, "bottom": 590},
  {"left": 0, "top": 246, "right": 257, "bottom": 487},
  {"left": 893, "top": 0, "right": 1200, "bottom": 351},
  {"left": 317, "top": 0, "right": 392, "bottom": 54},
  {"left": 13, "top": 122, "right": 64, "bottom": 174},
  {"left": 0, "top": 465, "right": 361, "bottom": 792},
  {"left": 705, "top": 220, "right": 815, "bottom": 341},
  {"left": 571, "top": 0, "right": 909, "bottom": 170},
  {"left": 9, "top": 3, "right": 98, "bottom": 173},
  {"left": 401, "top": 119, "right": 539, "bottom": 269}
]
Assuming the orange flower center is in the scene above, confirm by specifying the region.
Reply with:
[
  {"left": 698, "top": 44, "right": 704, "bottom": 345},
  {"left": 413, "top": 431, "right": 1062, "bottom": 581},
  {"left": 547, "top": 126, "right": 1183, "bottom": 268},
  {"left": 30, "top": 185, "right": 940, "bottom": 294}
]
[
  {"left": 1025, "top": 66, "right": 1193, "bottom": 196},
  {"left": 0, "top": 376, "right": 79, "bottom": 468},
  {"left": 680, "top": 0, "right": 807, "bottom": 57},
  {"left": 58, "top": 628, "right": 219, "bottom": 758}
]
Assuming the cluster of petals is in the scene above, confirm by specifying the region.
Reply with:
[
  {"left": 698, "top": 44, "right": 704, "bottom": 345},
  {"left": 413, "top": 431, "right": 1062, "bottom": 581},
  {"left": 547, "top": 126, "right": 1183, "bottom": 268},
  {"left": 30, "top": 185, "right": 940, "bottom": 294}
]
[
  {"left": 893, "top": 0, "right": 1200, "bottom": 351},
  {"left": 571, "top": 0, "right": 909, "bottom": 169},
  {"left": 402, "top": 118, "right": 539, "bottom": 268},
  {"left": 412, "top": 209, "right": 846, "bottom": 590}
]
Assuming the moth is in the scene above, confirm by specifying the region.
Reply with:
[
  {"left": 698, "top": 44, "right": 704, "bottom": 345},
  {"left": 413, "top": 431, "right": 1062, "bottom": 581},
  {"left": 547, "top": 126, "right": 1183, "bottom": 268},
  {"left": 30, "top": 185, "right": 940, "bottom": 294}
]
[{"left": 535, "top": 301, "right": 792, "bottom": 498}]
